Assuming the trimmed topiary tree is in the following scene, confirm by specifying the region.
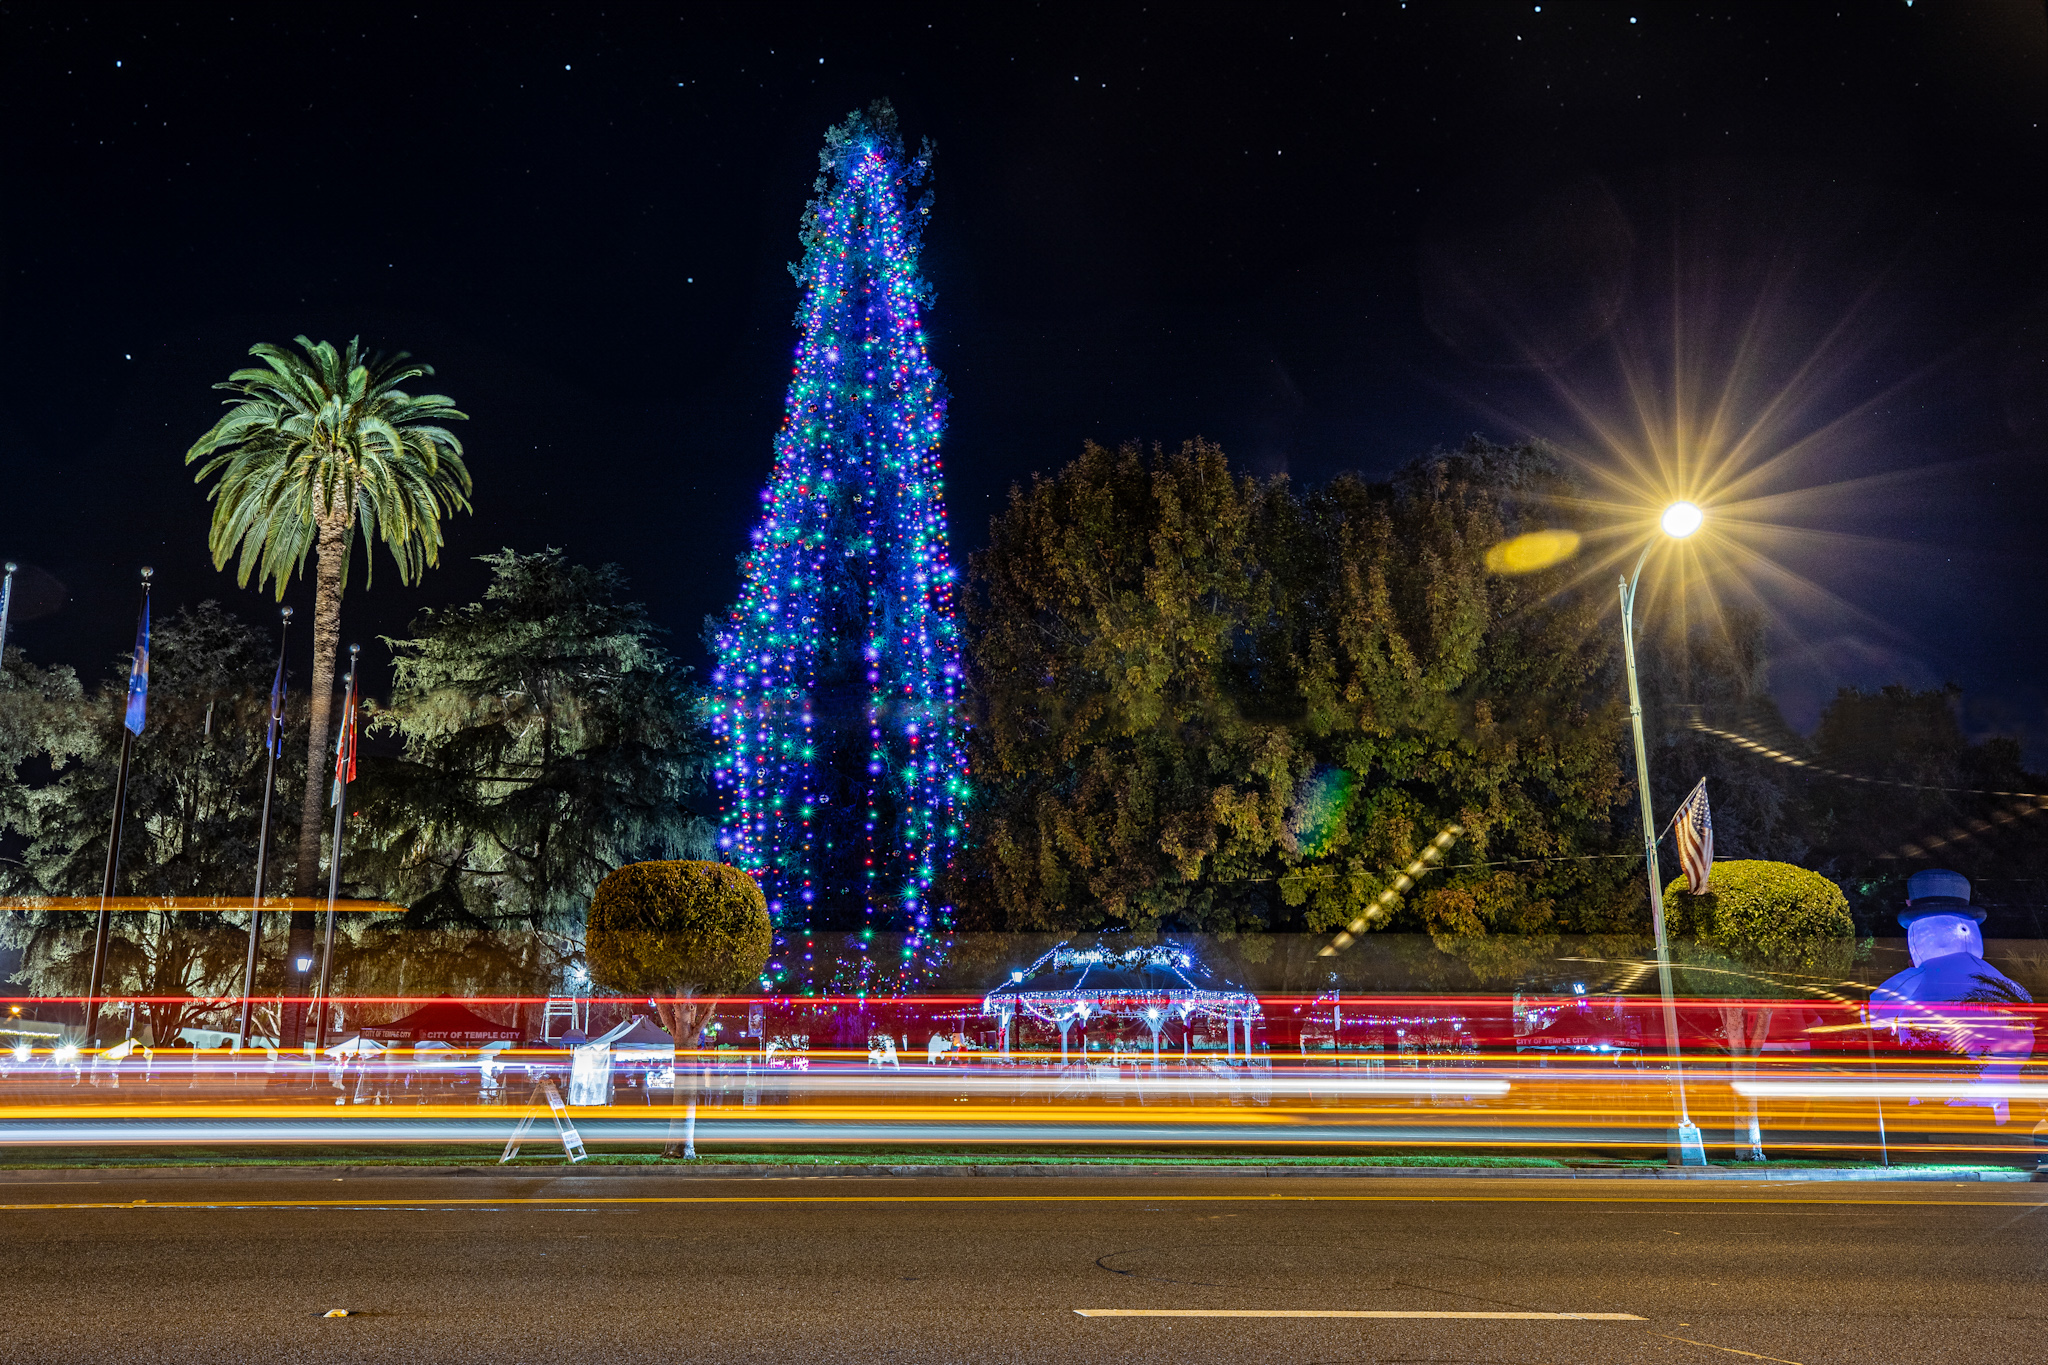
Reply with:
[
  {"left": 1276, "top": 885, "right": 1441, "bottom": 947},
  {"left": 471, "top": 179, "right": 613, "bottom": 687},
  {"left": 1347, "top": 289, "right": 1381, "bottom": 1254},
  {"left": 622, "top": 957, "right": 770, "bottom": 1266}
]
[
  {"left": 1665, "top": 860, "right": 1855, "bottom": 968},
  {"left": 586, "top": 860, "right": 771, "bottom": 1158},
  {"left": 1665, "top": 859, "right": 1855, "bottom": 1160}
]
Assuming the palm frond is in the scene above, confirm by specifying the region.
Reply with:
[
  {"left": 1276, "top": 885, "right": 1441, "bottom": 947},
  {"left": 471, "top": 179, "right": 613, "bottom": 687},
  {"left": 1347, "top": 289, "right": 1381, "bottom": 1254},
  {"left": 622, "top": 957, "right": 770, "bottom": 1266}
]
[{"left": 185, "top": 336, "right": 472, "bottom": 597}]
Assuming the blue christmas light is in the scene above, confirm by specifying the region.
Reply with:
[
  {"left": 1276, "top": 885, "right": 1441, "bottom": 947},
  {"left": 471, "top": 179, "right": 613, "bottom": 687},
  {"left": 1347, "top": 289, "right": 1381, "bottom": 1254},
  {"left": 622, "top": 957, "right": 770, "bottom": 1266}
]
[{"left": 711, "top": 105, "right": 968, "bottom": 996}]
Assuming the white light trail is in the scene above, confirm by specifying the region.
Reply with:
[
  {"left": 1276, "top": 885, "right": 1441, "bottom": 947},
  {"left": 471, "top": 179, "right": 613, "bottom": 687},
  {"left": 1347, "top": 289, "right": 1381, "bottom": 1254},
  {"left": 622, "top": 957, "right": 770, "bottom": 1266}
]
[{"left": 1732, "top": 1080, "right": 2048, "bottom": 1101}]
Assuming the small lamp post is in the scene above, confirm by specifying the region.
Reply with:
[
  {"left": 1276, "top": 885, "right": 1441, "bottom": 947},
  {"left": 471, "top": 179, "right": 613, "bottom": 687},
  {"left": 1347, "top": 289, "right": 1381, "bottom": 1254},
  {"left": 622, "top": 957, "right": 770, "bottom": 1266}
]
[{"left": 1620, "top": 501, "right": 1707, "bottom": 1166}]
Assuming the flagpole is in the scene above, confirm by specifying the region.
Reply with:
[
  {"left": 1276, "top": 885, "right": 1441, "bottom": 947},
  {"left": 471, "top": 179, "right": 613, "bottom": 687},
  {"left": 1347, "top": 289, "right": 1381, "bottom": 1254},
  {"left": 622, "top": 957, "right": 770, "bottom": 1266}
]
[
  {"left": 1655, "top": 777, "right": 1707, "bottom": 847},
  {"left": 311, "top": 644, "right": 357, "bottom": 1054},
  {"left": 85, "top": 567, "right": 152, "bottom": 1050},
  {"left": 237, "top": 605, "right": 292, "bottom": 1050},
  {"left": 0, "top": 562, "right": 17, "bottom": 669}
]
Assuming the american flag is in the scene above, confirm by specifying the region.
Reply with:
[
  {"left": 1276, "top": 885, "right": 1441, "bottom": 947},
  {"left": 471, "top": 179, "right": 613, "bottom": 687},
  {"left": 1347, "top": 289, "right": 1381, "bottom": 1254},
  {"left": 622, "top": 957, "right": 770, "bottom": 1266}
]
[{"left": 1672, "top": 778, "right": 1713, "bottom": 894}]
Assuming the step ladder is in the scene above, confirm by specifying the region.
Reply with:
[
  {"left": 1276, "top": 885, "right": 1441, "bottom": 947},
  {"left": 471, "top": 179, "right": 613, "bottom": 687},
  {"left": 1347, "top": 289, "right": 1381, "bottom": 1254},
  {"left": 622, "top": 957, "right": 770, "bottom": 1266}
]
[
  {"left": 541, "top": 997, "right": 584, "bottom": 1041},
  {"left": 498, "top": 1077, "right": 587, "bottom": 1164}
]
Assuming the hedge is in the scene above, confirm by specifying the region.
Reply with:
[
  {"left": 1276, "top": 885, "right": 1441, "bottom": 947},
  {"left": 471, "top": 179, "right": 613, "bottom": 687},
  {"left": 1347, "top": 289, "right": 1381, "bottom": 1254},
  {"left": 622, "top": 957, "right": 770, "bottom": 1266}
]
[
  {"left": 1664, "top": 859, "right": 1853, "bottom": 970},
  {"left": 585, "top": 860, "right": 772, "bottom": 998}
]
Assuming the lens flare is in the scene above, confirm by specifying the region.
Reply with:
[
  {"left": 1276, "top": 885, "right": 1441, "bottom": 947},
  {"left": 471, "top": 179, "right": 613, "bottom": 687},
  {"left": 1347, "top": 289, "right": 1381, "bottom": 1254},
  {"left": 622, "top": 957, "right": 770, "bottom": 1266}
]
[
  {"left": 1448, "top": 170, "right": 1971, "bottom": 701},
  {"left": 1287, "top": 767, "right": 1353, "bottom": 856},
  {"left": 1482, "top": 529, "right": 1582, "bottom": 575}
]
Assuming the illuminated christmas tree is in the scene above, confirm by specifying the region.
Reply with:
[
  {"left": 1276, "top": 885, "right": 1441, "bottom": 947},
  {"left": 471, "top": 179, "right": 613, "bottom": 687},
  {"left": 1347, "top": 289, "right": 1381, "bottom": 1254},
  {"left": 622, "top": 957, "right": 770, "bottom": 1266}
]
[{"left": 710, "top": 103, "right": 967, "bottom": 996}]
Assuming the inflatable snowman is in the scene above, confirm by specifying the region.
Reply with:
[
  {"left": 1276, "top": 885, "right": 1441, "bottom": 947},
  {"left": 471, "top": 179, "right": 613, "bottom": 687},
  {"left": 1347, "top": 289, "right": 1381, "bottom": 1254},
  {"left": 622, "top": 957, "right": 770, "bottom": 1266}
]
[{"left": 1867, "top": 869, "right": 2034, "bottom": 1123}]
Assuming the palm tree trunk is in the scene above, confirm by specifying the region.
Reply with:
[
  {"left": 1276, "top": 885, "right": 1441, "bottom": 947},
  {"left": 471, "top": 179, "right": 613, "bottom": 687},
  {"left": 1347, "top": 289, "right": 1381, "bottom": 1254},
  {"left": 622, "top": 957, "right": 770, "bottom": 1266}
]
[{"left": 284, "top": 512, "right": 349, "bottom": 1049}]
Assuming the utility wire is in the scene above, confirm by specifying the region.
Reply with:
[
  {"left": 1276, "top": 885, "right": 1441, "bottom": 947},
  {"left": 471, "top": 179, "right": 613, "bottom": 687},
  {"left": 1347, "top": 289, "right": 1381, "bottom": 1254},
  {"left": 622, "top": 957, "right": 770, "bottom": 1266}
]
[
  {"left": 1688, "top": 720, "right": 2048, "bottom": 802},
  {"left": 1688, "top": 719, "right": 2048, "bottom": 859}
]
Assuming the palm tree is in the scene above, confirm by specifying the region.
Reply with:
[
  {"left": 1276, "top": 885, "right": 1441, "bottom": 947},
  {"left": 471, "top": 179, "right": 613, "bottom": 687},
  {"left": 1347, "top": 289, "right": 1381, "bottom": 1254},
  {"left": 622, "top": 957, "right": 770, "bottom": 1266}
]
[{"left": 187, "top": 336, "right": 470, "bottom": 1043}]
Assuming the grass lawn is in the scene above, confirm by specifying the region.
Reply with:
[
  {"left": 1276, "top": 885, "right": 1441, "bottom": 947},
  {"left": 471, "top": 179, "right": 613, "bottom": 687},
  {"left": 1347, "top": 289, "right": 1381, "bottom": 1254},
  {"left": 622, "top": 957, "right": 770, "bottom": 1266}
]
[{"left": 0, "top": 1144, "right": 2021, "bottom": 1173}]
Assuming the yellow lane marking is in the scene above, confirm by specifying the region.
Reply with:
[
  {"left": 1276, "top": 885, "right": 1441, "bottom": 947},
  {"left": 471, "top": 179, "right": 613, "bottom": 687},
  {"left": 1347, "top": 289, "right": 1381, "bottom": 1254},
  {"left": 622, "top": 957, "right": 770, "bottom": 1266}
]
[
  {"left": 1076, "top": 1309, "right": 1645, "bottom": 1320},
  {"left": 1656, "top": 1332, "right": 1804, "bottom": 1363},
  {"left": 0, "top": 1193, "right": 2040, "bottom": 1212}
]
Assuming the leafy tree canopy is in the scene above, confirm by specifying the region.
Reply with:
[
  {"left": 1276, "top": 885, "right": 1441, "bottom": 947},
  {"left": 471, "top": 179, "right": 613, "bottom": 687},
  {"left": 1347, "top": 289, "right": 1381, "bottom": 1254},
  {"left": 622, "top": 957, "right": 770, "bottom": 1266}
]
[
  {"left": 961, "top": 437, "right": 1638, "bottom": 954},
  {"left": 0, "top": 602, "right": 300, "bottom": 901}
]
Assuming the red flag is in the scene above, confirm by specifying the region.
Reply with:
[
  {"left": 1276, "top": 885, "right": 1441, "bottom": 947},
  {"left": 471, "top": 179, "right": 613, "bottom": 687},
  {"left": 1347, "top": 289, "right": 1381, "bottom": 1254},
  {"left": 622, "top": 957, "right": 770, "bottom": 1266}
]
[{"left": 330, "top": 672, "right": 358, "bottom": 806}]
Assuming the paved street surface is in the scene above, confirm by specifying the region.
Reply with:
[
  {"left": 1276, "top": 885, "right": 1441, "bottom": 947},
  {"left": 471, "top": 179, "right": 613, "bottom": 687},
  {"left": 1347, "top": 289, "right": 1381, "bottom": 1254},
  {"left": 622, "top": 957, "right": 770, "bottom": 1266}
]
[{"left": 1, "top": 1169, "right": 2041, "bottom": 1363}]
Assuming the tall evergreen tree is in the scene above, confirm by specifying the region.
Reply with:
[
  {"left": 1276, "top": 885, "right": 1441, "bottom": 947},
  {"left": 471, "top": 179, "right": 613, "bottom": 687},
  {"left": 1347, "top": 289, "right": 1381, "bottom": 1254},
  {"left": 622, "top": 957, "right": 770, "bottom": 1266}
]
[
  {"left": 709, "top": 103, "right": 968, "bottom": 995},
  {"left": 351, "top": 550, "right": 712, "bottom": 1005}
]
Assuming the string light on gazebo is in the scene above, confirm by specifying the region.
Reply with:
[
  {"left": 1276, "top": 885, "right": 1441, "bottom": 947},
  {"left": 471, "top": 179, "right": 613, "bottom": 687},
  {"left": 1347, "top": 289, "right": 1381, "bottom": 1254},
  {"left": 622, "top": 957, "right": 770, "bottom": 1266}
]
[{"left": 981, "top": 941, "right": 1262, "bottom": 1064}]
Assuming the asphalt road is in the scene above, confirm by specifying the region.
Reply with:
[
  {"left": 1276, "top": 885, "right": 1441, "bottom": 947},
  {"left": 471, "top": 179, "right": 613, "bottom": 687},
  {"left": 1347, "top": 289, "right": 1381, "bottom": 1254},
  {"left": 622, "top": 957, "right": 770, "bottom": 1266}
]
[{"left": 0, "top": 1169, "right": 2042, "bottom": 1363}]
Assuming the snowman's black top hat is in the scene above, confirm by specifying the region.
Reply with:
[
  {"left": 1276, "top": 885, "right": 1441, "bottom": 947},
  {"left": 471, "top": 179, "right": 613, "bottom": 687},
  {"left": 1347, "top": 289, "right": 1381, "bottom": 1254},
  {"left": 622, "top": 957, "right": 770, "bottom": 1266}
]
[{"left": 1899, "top": 868, "right": 1986, "bottom": 925}]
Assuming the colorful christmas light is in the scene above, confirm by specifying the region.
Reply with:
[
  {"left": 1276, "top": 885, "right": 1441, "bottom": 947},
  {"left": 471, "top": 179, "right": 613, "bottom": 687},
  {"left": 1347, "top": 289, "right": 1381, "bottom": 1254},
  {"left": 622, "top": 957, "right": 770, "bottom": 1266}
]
[{"left": 710, "top": 104, "right": 968, "bottom": 996}]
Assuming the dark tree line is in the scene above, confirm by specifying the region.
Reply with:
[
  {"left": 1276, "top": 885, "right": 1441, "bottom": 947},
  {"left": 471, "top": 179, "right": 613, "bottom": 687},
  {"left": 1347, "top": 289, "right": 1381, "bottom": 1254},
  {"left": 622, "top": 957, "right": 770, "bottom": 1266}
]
[
  {"left": 955, "top": 438, "right": 1636, "bottom": 960},
  {"left": 950, "top": 437, "right": 2048, "bottom": 951},
  {"left": 0, "top": 602, "right": 308, "bottom": 1042},
  {"left": 0, "top": 551, "right": 710, "bottom": 1033},
  {"left": 6, "top": 442, "right": 2044, "bottom": 1035}
]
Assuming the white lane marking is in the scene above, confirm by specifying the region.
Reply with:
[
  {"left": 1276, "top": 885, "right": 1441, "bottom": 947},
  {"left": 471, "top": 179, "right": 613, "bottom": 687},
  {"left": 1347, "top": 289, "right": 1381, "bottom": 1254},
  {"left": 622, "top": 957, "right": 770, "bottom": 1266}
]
[{"left": 1074, "top": 1309, "right": 1645, "bottom": 1319}]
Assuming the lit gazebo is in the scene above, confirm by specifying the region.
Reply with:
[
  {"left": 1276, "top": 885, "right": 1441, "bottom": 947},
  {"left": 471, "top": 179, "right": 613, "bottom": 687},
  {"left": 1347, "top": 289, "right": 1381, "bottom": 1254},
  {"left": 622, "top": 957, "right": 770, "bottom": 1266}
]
[{"left": 981, "top": 940, "right": 1262, "bottom": 1064}]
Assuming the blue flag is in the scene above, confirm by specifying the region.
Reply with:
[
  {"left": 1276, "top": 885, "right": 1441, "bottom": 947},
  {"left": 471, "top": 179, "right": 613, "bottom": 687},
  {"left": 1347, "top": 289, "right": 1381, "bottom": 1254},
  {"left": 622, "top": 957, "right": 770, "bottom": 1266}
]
[
  {"left": 123, "top": 596, "right": 150, "bottom": 736},
  {"left": 266, "top": 655, "right": 286, "bottom": 757}
]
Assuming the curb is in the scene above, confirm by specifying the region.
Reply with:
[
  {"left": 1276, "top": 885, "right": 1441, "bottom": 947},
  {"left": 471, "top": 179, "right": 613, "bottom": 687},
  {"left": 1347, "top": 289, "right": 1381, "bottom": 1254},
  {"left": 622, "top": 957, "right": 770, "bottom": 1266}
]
[{"left": 0, "top": 1162, "right": 2032, "bottom": 1183}]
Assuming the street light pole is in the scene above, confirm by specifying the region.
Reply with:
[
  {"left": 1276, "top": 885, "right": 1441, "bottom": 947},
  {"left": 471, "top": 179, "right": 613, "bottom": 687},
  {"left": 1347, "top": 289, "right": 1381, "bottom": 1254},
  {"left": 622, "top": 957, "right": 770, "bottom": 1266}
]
[{"left": 1619, "top": 519, "right": 1707, "bottom": 1167}]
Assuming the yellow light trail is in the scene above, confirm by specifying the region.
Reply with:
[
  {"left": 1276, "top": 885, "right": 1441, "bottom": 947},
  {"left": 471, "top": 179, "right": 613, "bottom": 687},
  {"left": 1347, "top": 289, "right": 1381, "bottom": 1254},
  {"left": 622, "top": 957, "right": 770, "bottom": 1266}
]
[
  {"left": 0, "top": 1054, "right": 2034, "bottom": 1161},
  {"left": 0, "top": 897, "right": 399, "bottom": 913},
  {"left": 1322, "top": 824, "right": 1465, "bottom": 955}
]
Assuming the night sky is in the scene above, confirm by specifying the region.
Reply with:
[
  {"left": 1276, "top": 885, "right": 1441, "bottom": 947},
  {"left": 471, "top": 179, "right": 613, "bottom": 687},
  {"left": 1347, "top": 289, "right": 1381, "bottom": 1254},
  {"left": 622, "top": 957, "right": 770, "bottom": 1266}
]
[{"left": 3, "top": 4, "right": 2045, "bottom": 753}]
